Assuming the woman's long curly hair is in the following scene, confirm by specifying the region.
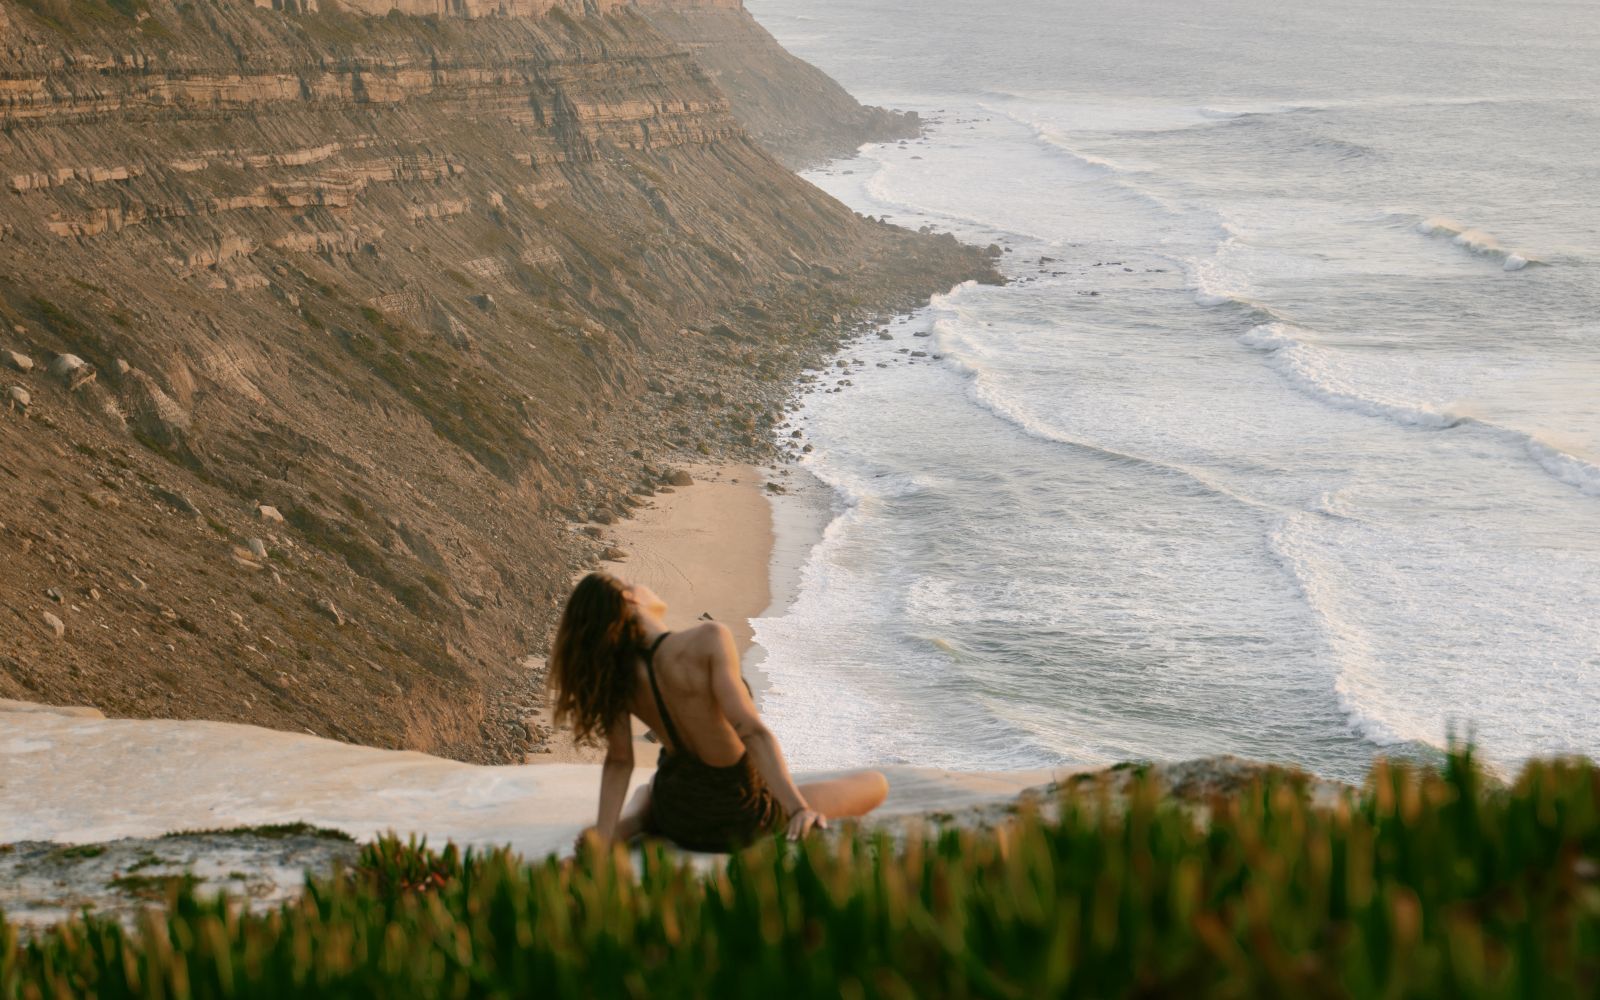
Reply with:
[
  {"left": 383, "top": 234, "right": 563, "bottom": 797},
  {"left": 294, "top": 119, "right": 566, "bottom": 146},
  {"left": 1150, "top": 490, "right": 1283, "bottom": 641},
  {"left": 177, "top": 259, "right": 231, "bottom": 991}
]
[{"left": 549, "top": 572, "right": 647, "bottom": 745}]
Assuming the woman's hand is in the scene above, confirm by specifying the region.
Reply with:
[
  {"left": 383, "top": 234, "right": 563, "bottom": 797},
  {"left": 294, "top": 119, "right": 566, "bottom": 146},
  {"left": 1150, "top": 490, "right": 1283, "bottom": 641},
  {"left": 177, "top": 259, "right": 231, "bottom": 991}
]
[{"left": 786, "top": 808, "right": 828, "bottom": 841}]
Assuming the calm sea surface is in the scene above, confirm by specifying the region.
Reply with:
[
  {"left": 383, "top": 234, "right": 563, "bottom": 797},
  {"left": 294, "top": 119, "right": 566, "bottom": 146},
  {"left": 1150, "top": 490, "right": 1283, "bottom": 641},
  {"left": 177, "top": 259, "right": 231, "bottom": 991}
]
[{"left": 747, "top": 0, "right": 1600, "bottom": 781}]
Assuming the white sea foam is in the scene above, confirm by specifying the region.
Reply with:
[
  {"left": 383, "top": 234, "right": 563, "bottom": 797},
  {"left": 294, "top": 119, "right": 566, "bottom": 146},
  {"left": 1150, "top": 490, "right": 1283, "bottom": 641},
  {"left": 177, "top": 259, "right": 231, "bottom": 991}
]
[
  {"left": 1416, "top": 217, "right": 1542, "bottom": 270},
  {"left": 1266, "top": 513, "right": 1412, "bottom": 747},
  {"left": 1242, "top": 323, "right": 1600, "bottom": 498},
  {"left": 1239, "top": 323, "right": 1462, "bottom": 429},
  {"left": 1526, "top": 437, "right": 1600, "bottom": 498}
]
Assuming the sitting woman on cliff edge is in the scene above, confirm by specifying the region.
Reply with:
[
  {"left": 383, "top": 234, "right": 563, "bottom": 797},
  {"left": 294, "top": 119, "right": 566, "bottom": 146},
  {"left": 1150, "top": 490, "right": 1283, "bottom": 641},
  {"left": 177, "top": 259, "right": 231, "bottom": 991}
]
[{"left": 552, "top": 572, "right": 889, "bottom": 852}]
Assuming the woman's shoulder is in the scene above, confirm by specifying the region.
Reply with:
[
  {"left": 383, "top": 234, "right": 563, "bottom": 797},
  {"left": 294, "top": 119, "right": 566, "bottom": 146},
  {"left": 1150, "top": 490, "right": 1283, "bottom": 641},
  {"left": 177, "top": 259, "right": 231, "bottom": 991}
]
[
  {"left": 677, "top": 620, "right": 732, "bottom": 649},
  {"left": 660, "top": 621, "right": 732, "bottom": 662}
]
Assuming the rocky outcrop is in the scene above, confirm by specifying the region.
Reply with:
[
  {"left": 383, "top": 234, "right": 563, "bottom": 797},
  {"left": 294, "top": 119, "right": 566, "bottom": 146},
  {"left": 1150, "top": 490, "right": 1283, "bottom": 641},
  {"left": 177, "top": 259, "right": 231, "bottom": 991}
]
[
  {"left": 636, "top": 0, "right": 921, "bottom": 168},
  {"left": 0, "top": 0, "right": 996, "bottom": 760}
]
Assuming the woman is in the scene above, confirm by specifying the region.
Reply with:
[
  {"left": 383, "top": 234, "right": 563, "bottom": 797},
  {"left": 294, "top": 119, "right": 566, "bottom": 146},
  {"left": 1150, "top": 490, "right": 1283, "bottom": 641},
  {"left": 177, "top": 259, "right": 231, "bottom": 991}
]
[{"left": 551, "top": 572, "right": 889, "bottom": 851}]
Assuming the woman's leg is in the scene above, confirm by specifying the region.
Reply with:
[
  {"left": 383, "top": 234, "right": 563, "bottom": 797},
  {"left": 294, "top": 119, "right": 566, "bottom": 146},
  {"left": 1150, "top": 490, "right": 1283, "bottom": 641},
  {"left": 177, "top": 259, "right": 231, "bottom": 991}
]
[{"left": 797, "top": 770, "right": 890, "bottom": 820}]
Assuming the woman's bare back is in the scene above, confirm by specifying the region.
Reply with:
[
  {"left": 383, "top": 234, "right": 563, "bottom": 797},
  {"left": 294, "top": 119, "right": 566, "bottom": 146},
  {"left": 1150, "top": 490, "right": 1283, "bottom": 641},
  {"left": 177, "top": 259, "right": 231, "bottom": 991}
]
[{"left": 626, "top": 624, "right": 747, "bottom": 766}]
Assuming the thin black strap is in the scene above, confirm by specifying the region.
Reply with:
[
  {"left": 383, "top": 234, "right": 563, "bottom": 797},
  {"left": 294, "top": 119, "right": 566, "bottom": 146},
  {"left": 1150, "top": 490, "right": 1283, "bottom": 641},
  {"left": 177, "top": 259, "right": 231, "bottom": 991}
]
[{"left": 643, "top": 632, "right": 685, "bottom": 751}]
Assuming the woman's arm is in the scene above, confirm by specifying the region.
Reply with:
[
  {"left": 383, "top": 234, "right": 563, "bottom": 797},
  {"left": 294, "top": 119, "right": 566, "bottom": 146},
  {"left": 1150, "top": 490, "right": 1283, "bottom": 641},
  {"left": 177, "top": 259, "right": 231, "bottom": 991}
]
[
  {"left": 593, "top": 712, "right": 635, "bottom": 842},
  {"left": 704, "top": 624, "right": 826, "bottom": 839}
]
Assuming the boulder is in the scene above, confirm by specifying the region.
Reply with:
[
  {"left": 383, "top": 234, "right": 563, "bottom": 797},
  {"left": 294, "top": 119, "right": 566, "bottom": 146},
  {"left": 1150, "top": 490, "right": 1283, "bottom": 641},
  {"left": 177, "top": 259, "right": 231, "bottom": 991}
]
[
  {"left": 2, "top": 350, "right": 32, "bottom": 372},
  {"left": 665, "top": 469, "right": 694, "bottom": 488},
  {"left": 6, "top": 386, "right": 29, "bottom": 413},
  {"left": 602, "top": 547, "right": 629, "bottom": 562},
  {"left": 41, "top": 611, "right": 64, "bottom": 638},
  {"left": 315, "top": 597, "right": 345, "bottom": 627},
  {"left": 877, "top": 331, "right": 894, "bottom": 341},
  {"left": 257, "top": 504, "right": 285, "bottom": 524},
  {"left": 246, "top": 538, "right": 269, "bottom": 561},
  {"left": 49, "top": 353, "right": 96, "bottom": 390}
]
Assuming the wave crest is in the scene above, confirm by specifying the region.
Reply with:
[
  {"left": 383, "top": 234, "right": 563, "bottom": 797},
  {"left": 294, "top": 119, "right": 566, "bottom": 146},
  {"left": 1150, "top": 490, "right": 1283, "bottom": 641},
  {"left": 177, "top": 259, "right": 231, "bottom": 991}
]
[
  {"left": 1242, "top": 323, "right": 1600, "bottom": 497},
  {"left": 1416, "top": 217, "right": 1542, "bottom": 271}
]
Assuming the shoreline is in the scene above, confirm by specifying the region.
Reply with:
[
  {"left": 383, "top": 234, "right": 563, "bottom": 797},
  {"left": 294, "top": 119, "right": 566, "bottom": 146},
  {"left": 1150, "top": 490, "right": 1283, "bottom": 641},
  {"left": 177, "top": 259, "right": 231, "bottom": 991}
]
[{"left": 746, "top": 462, "right": 836, "bottom": 702}]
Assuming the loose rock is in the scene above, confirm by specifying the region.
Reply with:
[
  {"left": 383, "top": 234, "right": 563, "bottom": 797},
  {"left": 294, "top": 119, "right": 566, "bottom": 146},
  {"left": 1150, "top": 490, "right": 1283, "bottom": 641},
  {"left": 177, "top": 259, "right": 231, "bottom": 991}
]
[
  {"left": 3, "top": 350, "right": 32, "bottom": 372},
  {"left": 602, "top": 547, "right": 629, "bottom": 561},
  {"left": 41, "top": 611, "right": 64, "bottom": 638},
  {"left": 315, "top": 598, "right": 345, "bottom": 626},
  {"left": 257, "top": 504, "right": 285, "bottom": 524},
  {"left": 246, "top": 538, "right": 269, "bottom": 561},
  {"left": 150, "top": 486, "right": 201, "bottom": 517},
  {"left": 6, "top": 386, "right": 29, "bottom": 413},
  {"left": 665, "top": 470, "right": 694, "bottom": 487},
  {"left": 48, "top": 353, "right": 96, "bottom": 390}
]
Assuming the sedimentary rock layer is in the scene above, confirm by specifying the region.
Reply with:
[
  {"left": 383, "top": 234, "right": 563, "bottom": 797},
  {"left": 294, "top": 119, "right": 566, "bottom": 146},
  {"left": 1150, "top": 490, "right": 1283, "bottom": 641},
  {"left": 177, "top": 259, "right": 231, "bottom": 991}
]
[
  {"left": 638, "top": 0, "right": 920, "bottom": 168},
  {"left": 0, "top": 0, "right": 993, "bottom": 760}
]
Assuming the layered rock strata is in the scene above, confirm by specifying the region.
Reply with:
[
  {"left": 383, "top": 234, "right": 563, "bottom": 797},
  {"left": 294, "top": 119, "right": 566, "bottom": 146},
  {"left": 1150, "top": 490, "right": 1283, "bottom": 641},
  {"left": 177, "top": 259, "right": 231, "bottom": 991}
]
[
  {"left": 0, "top": 0, "right": 995, "bottom": 760},
  {"left": 638, "top": 0, "right": 921, "bottom": 168}
]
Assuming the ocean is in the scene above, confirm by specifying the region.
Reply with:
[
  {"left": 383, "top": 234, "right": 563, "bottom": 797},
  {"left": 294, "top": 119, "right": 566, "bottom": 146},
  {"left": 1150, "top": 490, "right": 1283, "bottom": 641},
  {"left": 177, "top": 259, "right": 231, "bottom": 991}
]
[{"left": 745, "top": 0, "right": 1600, "bottom": 782}]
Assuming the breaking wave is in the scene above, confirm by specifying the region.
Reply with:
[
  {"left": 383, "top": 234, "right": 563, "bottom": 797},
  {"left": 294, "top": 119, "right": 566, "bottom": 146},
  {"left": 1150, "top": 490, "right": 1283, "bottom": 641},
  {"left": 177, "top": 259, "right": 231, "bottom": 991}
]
[
  {"left": 1415, "top": 217, "right": 1542, "bottom": 271},
  {"left": 1241, "top": 323, "right": 1600, "bottom": 497}
]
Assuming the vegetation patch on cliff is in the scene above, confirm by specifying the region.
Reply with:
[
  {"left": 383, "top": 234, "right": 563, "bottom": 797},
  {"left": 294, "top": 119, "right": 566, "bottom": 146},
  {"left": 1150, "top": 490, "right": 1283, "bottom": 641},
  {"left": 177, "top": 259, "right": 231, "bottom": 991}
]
[{"left": 2, "top": 751, "right": 1595, "bottom": 996}]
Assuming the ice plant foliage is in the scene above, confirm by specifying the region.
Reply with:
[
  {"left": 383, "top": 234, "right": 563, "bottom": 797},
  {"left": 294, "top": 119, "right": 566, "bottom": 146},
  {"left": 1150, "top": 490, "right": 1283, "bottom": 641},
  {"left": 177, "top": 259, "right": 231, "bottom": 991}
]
[{"left": 2, "top": 750, "right": 1597, "bottom": 997}]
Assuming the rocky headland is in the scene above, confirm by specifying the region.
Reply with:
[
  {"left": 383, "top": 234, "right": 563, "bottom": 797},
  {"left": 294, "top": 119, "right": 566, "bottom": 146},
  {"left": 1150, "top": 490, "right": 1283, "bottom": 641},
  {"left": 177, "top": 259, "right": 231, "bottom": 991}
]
[
  {"left": 0, "top": 0, "right": 998, "bottom": 761},
  {"left": 635, "top": 0, "right": 923, "bottom": 169}
]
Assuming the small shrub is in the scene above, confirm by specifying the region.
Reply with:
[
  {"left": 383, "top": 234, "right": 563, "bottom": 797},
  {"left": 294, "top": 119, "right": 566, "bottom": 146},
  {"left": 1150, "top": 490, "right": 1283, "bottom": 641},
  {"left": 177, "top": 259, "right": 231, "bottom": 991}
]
[{"left": 108, "top": 872, "right": 200, "bottom": 901}]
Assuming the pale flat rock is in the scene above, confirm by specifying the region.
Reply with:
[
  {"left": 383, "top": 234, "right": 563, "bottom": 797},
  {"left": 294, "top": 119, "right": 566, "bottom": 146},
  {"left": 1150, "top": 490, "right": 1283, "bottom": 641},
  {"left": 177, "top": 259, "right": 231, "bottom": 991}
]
[
  {"left": 0, "top": 699, "right": 105, "bottom": 719},
  {"left": 0, "top": 702, "right": 1066, "bottom": 861}
]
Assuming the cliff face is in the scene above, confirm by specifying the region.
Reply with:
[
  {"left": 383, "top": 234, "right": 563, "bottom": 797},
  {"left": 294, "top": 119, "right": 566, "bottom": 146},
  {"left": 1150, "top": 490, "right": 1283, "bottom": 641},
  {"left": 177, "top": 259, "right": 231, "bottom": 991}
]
[
  {"left": 637, "top": 0, "right": 919, "bottom": 168},
  {"left": 0, "top": 0, "right": 994, "bottom": 760}
]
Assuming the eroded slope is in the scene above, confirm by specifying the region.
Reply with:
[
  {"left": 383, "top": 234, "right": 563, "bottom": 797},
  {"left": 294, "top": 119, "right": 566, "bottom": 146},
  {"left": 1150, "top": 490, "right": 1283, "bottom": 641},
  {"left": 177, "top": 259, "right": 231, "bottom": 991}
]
[{"left": 0, "top": 0, "right": 995, "bottom": 759}]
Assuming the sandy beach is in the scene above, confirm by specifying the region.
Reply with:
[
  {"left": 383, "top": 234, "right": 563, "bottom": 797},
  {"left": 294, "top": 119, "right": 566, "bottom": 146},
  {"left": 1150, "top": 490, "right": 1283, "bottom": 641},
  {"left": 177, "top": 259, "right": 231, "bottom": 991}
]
[{"left": 600, "top": 463, "right": 777, "bottom": 661}]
